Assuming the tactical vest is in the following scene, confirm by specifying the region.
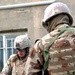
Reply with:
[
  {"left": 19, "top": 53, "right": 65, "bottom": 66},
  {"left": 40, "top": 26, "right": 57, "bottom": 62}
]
[{"left": 43, "top": 26, "right": 75, "bottom": 75}]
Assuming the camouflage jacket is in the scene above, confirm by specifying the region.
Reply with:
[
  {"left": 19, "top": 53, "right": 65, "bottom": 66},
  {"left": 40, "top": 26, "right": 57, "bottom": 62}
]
[
  {"left": 25, "top": 24, "right": 75, "bottom": 75},
  {"left": 41, "top": 24, "right": 75, "bottom": 75},
  {"left": 0, "top": 54, "right": 28, "bottom": 75}
]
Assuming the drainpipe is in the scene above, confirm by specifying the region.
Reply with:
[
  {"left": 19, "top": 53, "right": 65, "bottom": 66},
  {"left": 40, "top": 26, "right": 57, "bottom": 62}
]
[{"left": 0, "top": 0, "right": 56, "bottom": 10}]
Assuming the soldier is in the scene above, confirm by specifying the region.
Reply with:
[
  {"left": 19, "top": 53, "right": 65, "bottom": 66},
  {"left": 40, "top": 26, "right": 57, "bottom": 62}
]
[
  {"left": 25, "top": 2, "right": 75, "bottom": 75},
  {"left": 0, "top": 33, "right": 32, "bottom": 75}
]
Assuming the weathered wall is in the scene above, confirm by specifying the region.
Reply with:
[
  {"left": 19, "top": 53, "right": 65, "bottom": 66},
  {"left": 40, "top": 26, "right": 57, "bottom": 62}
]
[
  {"left": 0, "top": 5, "right": 48, "bottom": 43},
  {"left": 0, "top": 0, "right": 45, "bottom": 5},
  {"left": 0, "top": 0, "right": 74, "bottom": 44},
  {"left": 0, "top": 0, "right": 49, "bottom": 44}
]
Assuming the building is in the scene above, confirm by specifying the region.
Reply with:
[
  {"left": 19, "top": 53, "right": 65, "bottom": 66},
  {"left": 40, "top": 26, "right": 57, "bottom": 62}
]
[{"left": 0, "top": 0, "right": 75, "bottom": 72}]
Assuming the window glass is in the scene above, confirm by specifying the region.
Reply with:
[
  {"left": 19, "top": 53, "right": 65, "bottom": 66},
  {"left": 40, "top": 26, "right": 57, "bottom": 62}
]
[
  {"left": 7, "top": 48, "right": 12, "bottom": 59},
  {"left": 13, "top": 48, "right": 17, "bottom": 54},
  {"left": 7, "top": 40, "right": 11, "bottom": 47},
  {"left": 0, "top": 36, "right": 3, "bottom": 48},
  {"left": 0, "top": 49, "right": 3, "bottom": 72},
  {"left": 0, "top": 41, "right": 3, "bottom": 48}
]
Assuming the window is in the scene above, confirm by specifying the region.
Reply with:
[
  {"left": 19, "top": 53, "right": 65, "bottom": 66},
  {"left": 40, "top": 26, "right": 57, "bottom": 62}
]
[{"left": 0, "top": 35, "right": 17, "bottom": 72}]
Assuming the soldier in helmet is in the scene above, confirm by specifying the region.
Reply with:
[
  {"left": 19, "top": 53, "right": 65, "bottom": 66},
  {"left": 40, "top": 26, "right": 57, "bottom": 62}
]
[
  {"left": 0, "top": 33, "right": 32, "bottom": 75},
  {"left": 25, "top": 2, "right": 75, "bottom": 75},
  {"left": 41, "top": 2, "right": 75, "bottom": 75}
]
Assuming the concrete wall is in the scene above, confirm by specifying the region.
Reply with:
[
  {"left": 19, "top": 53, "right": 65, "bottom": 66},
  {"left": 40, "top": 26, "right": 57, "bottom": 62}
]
[{"left": 0, "top": 0, "right": 74, "bottom": 44}]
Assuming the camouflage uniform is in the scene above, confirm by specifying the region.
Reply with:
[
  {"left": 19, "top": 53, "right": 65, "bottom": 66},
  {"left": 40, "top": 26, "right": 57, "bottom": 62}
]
[
  {"left": 0, "top": 34, "right": 32, "bottom": 75},
  {"left": 25, "top": 24, "right": 75, "bottom": 75},
  {"left": 41, "top": 24, "right": 75, "bottom": 75},
  {"left": 25, "top": 2, "right": 75, "bottom": 75},
  {"left": 25, "top": 46, "right": 43, "bottom": 75},
  {"left": 0, "top": 54, "right": 28, "bottom": 75}
]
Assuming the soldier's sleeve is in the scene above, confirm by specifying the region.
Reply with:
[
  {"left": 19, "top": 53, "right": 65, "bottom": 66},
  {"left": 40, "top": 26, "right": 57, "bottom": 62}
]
[
  {"left": 0, "top": 57, "right": 12, "bottom": 75},
  {"left": 25, "top": 34, "right": 52, "bottom": 75}
]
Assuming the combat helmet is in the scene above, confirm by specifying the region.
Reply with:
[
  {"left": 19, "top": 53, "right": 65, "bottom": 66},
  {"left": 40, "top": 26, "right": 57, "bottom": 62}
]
[
  {"left": 14, "top": 33, "right": 32, "bottom": 51},
  {"left": 42, "top": 2, "right": 73, "bottom": 28}
]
